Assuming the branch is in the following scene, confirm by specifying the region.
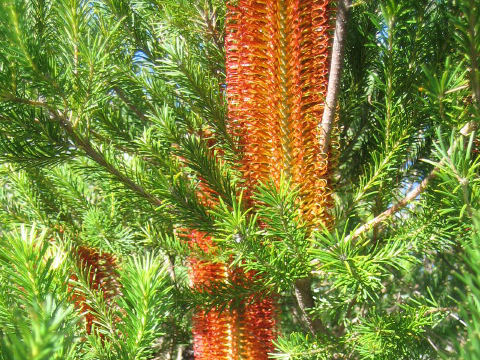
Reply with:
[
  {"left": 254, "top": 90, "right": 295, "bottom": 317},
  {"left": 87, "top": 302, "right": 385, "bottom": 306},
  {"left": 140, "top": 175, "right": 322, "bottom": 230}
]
[
  {"left": 344, "top": 170, "right": 436, "bottom": 243},
  {"left": 52, "top": 111, "right": 164, "bottom": 207},
  {"left": 113, "top": 87, "right": 150, "bottom": 124},
  {"left": 2, "top": 96, "right": 164, "bottom": 208},
  {"left": 344, "top": 121, "right": 477, "bottom": 243},
  {"left": 294, "top": 278, "right": 329, "bottom": 336},
  {"left": 319, "top": 0, "right": 352, "bottom": 155},
  {"left": 197, "top": 3, "right": 224, "bottom": 54}
]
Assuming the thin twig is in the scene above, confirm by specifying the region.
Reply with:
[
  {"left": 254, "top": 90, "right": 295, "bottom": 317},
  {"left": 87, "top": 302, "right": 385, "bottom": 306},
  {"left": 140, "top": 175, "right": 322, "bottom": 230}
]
[
  {"left": 53, "top": 111, "right": 164, "bottom": 207},
  {"left": 3, "top": 96, "right": 164, "bottom": 208},
  {"left": 113, "top": 87, "right": 151, "bottom": 124},
  {"left": 294, "top": 278, "right": 329, "bottom": 336},
  {"left": 344, "top": 121, "right": 477, "bottom": 243},
  {"left": 200, "top": 3, "right": 224, "bottom": 53},
  {"left": 344, "top": 171, "right": 436, "bottom": 243}
]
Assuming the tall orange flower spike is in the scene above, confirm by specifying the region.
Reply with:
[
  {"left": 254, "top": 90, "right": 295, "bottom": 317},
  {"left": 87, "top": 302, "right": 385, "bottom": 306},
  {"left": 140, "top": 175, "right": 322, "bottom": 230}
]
[
  {"left": 223, "top": 0, "right": 334, "bottom": 359},
  {"left": 191, "top": 0, "right": 334, "bottom": 358},
  {"left": 226, "top": 0, "right": 334, "bottom": 226}
]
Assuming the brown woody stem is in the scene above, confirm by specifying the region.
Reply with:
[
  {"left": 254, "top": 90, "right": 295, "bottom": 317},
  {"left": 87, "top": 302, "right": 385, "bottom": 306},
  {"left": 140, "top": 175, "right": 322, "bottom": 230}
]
[
  {"left": 294, "top": 278, "right": 328, "bottom": 336},
  {"left": 320, "top": 0, "right": 352, "bottom": 155}
]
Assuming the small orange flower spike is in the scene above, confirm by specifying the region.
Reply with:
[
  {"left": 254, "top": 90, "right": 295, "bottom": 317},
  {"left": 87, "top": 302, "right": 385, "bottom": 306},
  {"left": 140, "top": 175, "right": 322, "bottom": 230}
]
[
  {"left": 69, "top": 246, "right": 118, "bottom": 335},
  {"left": 242, "top": 296, "right": 277, "bottom": 359},
  {"left": 229, "top": 267, "right": 277, "bottom": 360},
  {"left": 188, "top": 230, "right": 238, "bottom": 360},
  {"left": 188, "top": 232, "right": 277, "bottom": 360}
]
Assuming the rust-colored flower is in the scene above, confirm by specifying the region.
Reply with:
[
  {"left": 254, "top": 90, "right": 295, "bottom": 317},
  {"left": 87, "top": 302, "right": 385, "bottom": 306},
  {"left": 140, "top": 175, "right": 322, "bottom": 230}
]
[
  {"left": 69, "top": 246, "right": 118, "bottom": 335},
  {"left": 223, "top": 0, "right": 334, "bottom": 358},
  {"left": 187, "top": 230, "right": 239, "bottom": 360},
  {"left": 187, "top": 231, "right": 277, "bottom": 360},
  {"left": 229, "top": 267, "right": 277, "bottom": 360},
  {"left": 226, "top": 0, "right": 334, "bottom": 227},
  {"left": 190, "top": 0, "right": 334, "bottom": 358}
]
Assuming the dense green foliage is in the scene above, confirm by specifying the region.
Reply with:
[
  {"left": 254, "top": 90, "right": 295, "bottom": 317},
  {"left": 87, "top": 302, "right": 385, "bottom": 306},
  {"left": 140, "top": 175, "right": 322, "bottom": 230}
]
[{"left": 0, "top": 0, "right": 479, "bottom": 359}]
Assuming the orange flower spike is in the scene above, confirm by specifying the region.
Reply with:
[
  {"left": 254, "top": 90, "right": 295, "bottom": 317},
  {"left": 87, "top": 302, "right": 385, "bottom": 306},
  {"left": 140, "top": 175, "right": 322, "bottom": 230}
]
[
  {"left": 188, "top": 231, "right": 237, "bottom": 360},
  {"left": 181, "top": 130, "right": 238, "bottom": 359},
  {"left": 185, "top": 1, "right": 335, "bottom": 359},
  {"left": 69, "top": 246, "right": 118, "bottom": 335},
  {"left": 226, "top": 267, "right": 277, "bottom": 360},
  {"left": 242, "top": 296, "right": 277, "bottom": 360},
  {"left": 226, "top": 0, "right": 334, "bottom": 227},
  {"left": 225, "top": 0, "right": 334, "bottom": 358}
]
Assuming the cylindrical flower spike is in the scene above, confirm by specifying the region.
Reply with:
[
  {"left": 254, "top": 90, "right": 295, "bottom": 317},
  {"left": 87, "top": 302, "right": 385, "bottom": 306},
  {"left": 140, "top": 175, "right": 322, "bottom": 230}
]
[
  {"left": 188, "top": 230, "right": 241, "bottom": 360},
  {"left": 229, "top": 267, "right": 277, "bottom": 360},
  {"left": 189, "top": 0, "right": 334, "bottom": 358},
  {"left": 242, "top": 296, "right": 277, "bottom": 359},
  {"left": 69, "top": 246, "right": 118, "bottom": 335},
  {"left": 224, "top": 0, "right": 334, "bottom": 358},
  {"left": 226, "top": 0, "right": 334, "bottom": 227}
]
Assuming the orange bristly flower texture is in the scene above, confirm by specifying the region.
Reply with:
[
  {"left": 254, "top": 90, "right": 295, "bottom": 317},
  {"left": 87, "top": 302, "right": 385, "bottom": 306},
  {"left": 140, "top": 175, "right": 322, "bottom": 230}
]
[
  {"left": 229, "top": 267, "right": 277, "bottom": 360},
  {"left": 186, "top": 231, "right": 277, "bottom": 360},
  {"left": 226, "top": 0, "right": 334, "bottom": 227},
  {"left": 69, "top": 246, "right": 118, "bottom": 335},
  {"left": 186, "top": 230, "right": 238, "bottom": 360},
  {"left": 223, "top": 0, "right": 334, "bottom": 358},
  {"left": 189, "top": 0, "right": 333, "bottom": 358}
]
